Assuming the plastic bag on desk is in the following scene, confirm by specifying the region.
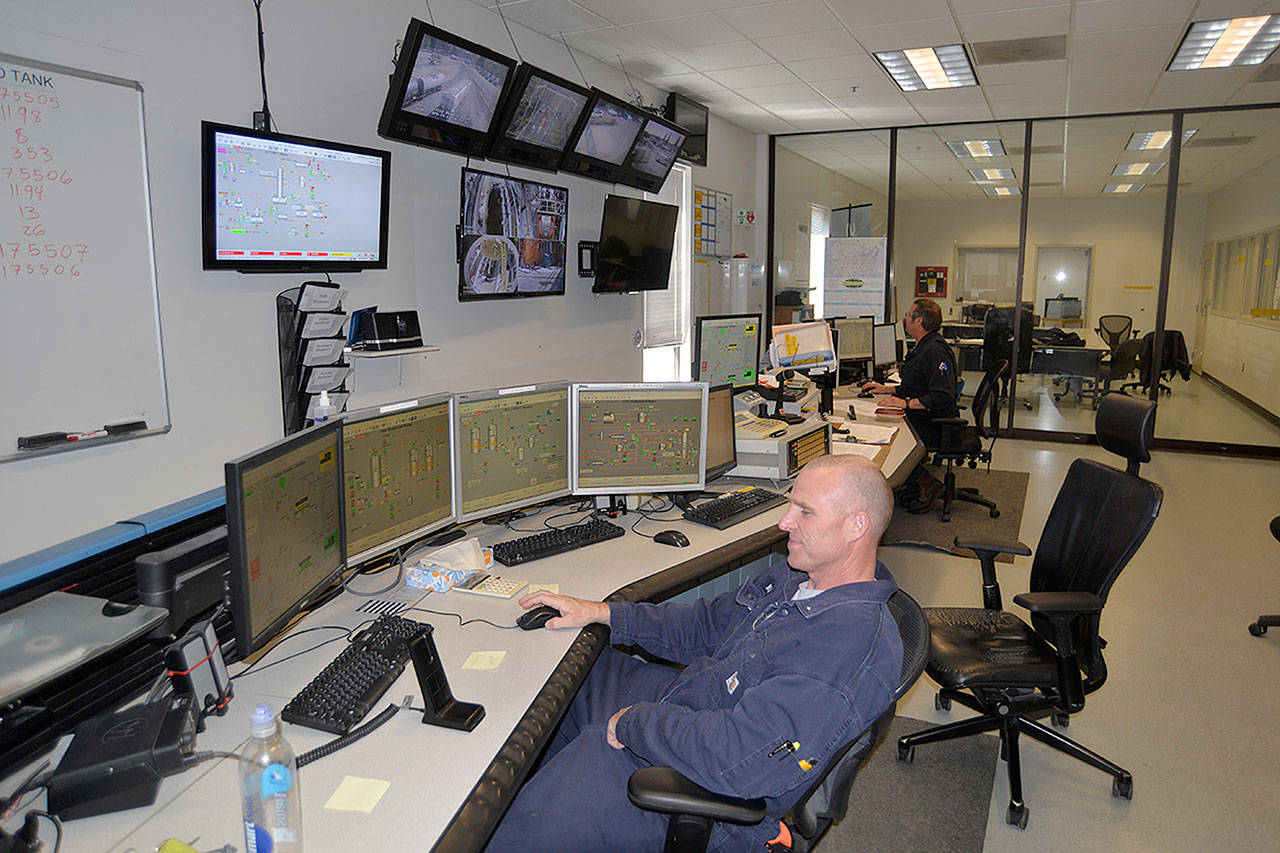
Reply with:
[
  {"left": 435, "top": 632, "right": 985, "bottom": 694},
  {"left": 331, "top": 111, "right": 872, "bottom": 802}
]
[{"left": 405, "top": 537, "right": 491, "bottom": 591}]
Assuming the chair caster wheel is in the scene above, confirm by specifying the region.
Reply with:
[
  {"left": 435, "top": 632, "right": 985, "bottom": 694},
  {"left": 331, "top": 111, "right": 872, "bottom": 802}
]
[
  {"left": 1006, "top": 803, "right": 1029, "bottom": 829},
  {"left": 968, "top": 460, "right": 977, "bottom": 469},
  {"left": 1249, "top": 621, "right": 1267, "bottom": 636},
  {"left": 990, "top": 509, "right": 1000, "bottom": 518},
  {"left": 1112, "top": 774, "right": 1133, "bottom": 799},
  {"left": 935, "top": 693, "right": 951, "bottom": 712},
  {"left": 1051, "top": 713, "right": 1069, "bottom": 728},
  {"left": 897, "top": 742, "right": 915, "bottom": 763}
]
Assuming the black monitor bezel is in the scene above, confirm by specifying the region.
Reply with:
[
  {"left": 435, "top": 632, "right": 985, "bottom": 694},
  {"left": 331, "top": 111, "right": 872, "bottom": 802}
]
[
  {"left": 617, "top": 112, "right": 689, "bottom": 193},
  {"left": 486, "top": 64, "right": 593, "bottom": 173},
  {"left": 693, "top": 312, "right": 763, "bottom": 390},
  {"left": 457, "top": 167, "right": 569, "bottom": 301},
  {"left": 561, "top": 89, "right": 650, "bottom": 184},
  {"left": 665, "top": 92, "right": 708, "bottom": 167},
  {"left": 592, "top": 195, "right": 680, "bottom": 293},
  {"left": 200, "top": 121, "right": 392, "bottom": 273},
  {"left": 225, "top": 419, "right": 345, "bottom": 658},
  {"left": 377, "top": 18, "right": 518, "bottom": 158},
  {"left": 704, "top": 383, "right": 738, "bottom": 483}
]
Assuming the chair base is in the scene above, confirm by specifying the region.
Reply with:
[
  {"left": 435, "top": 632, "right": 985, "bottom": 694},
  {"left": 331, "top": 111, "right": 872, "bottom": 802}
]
[
  {"left": 896, "top": 690, "right": 1132, "bottom": 829},
  {"left": 1248, "top": 614, "right": 1280, "bottom": 636},
  {"left": 940, "top": 470, "right": 998, "bottom": 523}
]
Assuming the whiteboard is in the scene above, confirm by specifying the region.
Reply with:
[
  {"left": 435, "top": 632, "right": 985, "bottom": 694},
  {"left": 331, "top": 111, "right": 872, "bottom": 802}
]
[{"left": 0, "top": 54, "right": 169, "bottom": 463}]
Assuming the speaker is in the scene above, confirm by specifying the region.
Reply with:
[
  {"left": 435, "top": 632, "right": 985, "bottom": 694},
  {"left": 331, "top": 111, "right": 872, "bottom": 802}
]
[{"left": 356, "top": 310, "right": 423, "bottom": 351}]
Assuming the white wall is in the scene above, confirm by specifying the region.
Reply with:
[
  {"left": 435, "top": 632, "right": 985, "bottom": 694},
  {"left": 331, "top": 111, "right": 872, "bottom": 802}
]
[{"left": 0, "top": 0, "right": 762, "bottom": 563}]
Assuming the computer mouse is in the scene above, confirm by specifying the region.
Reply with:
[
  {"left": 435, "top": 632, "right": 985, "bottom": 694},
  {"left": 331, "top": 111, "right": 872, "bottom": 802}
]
[
  {"left": 654, "top": 529, "right": 690, "bottom": 548},
  {"left": 101, "top": 600, "right": 138, "bottom": 617},
  {"left": 767, "top": 427, "right": 788, "bottom": 437},
  {"left": 517, "top": 604, "right": 561, "bottom": 631},
  {"left": 857, "top": 389, "right": 874, "bottom": 399}
]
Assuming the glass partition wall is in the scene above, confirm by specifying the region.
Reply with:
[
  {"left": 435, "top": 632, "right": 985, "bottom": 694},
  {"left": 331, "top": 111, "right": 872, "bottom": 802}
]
[{"left": 772, "top": 104, "right": 1280, "bottom": 454}]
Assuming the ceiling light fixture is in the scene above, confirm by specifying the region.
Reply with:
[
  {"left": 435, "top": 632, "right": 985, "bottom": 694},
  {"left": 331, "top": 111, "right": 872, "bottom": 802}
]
[
  {"left": 968, "top": 167, "right": 1015, "bottom": 181},
  {"left": 1125, "top": 129, "right": 1197, "bottom": 150},
  {"left": 983, "top": 186, "right": 1020, "bottom": 196},
  {"left": 1103, "top": 183, "right": 1145, "bottom": 194},
  {"left": 1112, "top": 162, "right": 1166, "bottom": 176},
  {"left": 946, "top": 139, "right": 1006, "bottom": 158},
  {"left": 875, "top": 44, "right": 977, "bottom": 91},
  {"left": 1169, "top": 15, "right": 1280, "bottom": 70}
]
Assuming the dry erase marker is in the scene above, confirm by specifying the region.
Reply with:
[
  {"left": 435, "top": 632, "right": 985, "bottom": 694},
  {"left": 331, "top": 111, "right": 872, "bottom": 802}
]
[{"left": 68, "top": 430, "right": 108, "bottom": 441}]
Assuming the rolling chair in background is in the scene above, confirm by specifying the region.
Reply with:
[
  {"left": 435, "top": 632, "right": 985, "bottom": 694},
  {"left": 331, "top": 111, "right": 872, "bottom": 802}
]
[
  {"left": 931, "top": 360, "right": 1007, "bottom": 522},
  {"left": 1123, "top": 330, "right": 1191, "bottom": 396},
  {"left": 1097, "top": 338, "right": 1144, "bottom": 396},
  {"left": 627, "top": 589, "right": 930, "bottom": 853},
  {"left": 896, "top": 394, "right": 1162, "bottom": 829},
  {"left": 1096, "top": 314, "right": 1134, "bottom": 351},
  {"left": 1247, "top": 515, "right": 1280, "bottom": 637},
  {"left": 983, "top": 306, "right": 1033, "bottom": 411}
]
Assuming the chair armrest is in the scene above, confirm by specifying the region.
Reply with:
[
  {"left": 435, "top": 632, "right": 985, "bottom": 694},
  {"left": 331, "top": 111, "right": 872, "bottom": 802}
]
[
  {"left": 954, "top": 537, "right": 1032, "bottom": 610},
  {"left": 1012, "top": 592, "right": 1104, "bottom": 714},
  {"left": 954, "top": 536, "right": 1031, "bottom": 557},
  {"left": 1012, "top": 591, "right": 1103, "bottom": 615},
  {"left": 930, "top": 416, "right": 966, "bottom": 427},
  {"left": 628, "top": 767, "right": 767, "bottom": 826}
]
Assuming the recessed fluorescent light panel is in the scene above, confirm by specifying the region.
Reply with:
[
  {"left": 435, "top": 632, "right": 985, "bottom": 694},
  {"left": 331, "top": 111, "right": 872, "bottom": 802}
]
[
  {"left": 946, "top": 139, "right": 1006, "bottom": 158},
  {"left": 1125, "top": 129, "right": 1197, "bottom": 150},
  {"left": 968, "top": 167, "right": 1015, "bottom": 181},
  {"left": 1112, "top": 162, "right": 1165, "bottom": 177},
  {"left": 1103, "top": 183, "right": 1145, "bottom": 194},
  {"left": 875, "top": 44, "right": 977, "bottom": 91},
  {"left": 983, "top": 186, "right": 1020, "bottom": 196},
  {"left": 1169, "top": 16, "right": 1280, "bottom": 70}
]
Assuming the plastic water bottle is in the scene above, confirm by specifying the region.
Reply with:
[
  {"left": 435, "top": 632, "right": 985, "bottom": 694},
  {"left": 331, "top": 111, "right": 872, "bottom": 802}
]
[
  {"left": 240, "top": 703, "right": 303, "bottom": 852},
  {"left": 313, "top": 389, "right": 337, "bottom": 424}
]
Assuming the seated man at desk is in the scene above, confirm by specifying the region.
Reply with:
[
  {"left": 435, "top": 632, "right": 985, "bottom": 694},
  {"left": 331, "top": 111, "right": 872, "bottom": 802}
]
[
  {"left": 859, "top": 297, "right": 958, "bottom": 511},
  {"left": 486, "top": 456, "right": 903, "bottom": 852}
]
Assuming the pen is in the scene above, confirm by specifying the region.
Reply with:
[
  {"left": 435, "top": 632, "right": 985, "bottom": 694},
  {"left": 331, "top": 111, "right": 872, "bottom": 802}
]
[{"left": 68, "top": 430, "right": 108, "bottom": 441}]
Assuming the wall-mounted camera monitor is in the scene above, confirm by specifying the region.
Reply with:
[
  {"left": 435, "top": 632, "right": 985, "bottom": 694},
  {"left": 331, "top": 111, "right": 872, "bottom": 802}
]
[
  {"left": 592, "top": 195, "right": 679, "bottom": 293},
  {"left": 377, "top": 18, "right": 518, "bottom": 158},
  {"left": 665, "top": 93, "right": 708, "bottom": 167},
  {"left": 486, "top": 64, "right": 592, "bottom": 173},
  {"left": 201, "top": 122, "right": 391, "bottom": 273},
  {"left": 561, "top": 89, "right": 649, "bottom": 184},
  {"left": 619, "top": 113, "right": 688, "bottom": 193},
  {"left": 459, "top": 168, "right": 568, "bottom": 299}
]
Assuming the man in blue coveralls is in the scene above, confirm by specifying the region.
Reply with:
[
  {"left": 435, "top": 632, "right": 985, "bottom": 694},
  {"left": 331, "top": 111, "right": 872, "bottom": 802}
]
[{"left": 485, "top": 455, "right": 903, "bottom": 852}]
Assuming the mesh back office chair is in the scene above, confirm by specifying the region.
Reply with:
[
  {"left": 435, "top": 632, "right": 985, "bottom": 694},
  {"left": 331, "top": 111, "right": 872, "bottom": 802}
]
[
  {"left": 1247, "top": 516, "right": 1280, "bottom": 637},
  {"left": 1097, "top": 339, "right": 1144, "bottom": 396},
  {"left": 1122, "top": 330, "right": 1191, "bottom": 395},
  {"left": 982, "top": 307, "right": 1033, "bottom": 411},
  {"left": 931, "top": 360, "right": 1006, "bottom": 523},
  {"left": 1096, "top": 315, "right": 1134, "bottom": 351},
  {"left": 896, "top": 394, "right": 1161, "bottom": 830},
  {"left": 627, "top": 589, "right": 929, "bottom": 853}
]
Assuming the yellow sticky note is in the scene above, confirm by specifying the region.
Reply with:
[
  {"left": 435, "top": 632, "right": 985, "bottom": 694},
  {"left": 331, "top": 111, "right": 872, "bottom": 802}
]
[
  {"left": 324, "top": 776, "right": 391, "bottom": 813},
  {"left": 528, "top": 583, "right": 560, "bottom": 595},
  {"left": 463, "top": 650, "right": 506, "bottom": 670}
]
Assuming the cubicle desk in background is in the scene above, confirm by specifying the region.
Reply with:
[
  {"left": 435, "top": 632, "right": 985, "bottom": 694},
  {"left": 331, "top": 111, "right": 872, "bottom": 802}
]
[
  {"left": 943, "top": 337, "right": 1107, "bottom": 406},
  {"left": 31, "top": 418, "right": 921, "bottom": 853}
]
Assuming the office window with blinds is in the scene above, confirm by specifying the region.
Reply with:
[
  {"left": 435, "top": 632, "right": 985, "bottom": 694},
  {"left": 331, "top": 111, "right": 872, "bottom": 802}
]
[
  {"left": 642, "top": 162, "right": 693, "bottom": 379},
  {"left": 809, "top": 204, "right": 830, "bottom": 316}
]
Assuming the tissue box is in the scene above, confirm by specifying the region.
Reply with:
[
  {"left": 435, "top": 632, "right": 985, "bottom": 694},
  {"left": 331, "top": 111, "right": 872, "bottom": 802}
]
[{"left": 404, "top": 537, "right": 492, "bottom": 591}]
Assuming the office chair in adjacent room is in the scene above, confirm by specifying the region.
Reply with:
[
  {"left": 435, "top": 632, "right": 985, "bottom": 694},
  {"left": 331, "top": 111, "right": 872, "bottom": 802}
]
[
  {"left": 931, "top": 359, "right": 1007, "bottom": 522},
  {"left": 627, "top": 589, "right": 929, "bottom": 853},
  {"left": 1247, "top": 515, "right": 1280, "bottom": 637},
  {"left": 896, "top": 394, "right": 1162, "bottom": 830},
  {"left": 1123, "top": 330, "right": 1191, "bottom": 396},
  {"left": 1095, "top": 314, "right": 1133, "bottom": 351},
  {"left": 982, "top": 307, "right": 1033, "bottom": 411},
  {"left": 1097, "top": 338, "right": 1144, "bottom": 396}
]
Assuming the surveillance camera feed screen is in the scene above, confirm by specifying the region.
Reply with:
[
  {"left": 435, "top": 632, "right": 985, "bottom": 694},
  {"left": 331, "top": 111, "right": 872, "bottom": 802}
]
[
  {"left": 629, "top": 120, "right": 687, "bottom": 177},
  {"left": 400, "top": 32, "right": 511, "bottom": 132},
  {"left": 459, "top": 169, "right": 567, "bottom": 299},
  {"left": 504, "top": 76, "right": 590, "bottom": 150},
  {"left": 573, "top": 100, "right": 645, "bottom": 165}
]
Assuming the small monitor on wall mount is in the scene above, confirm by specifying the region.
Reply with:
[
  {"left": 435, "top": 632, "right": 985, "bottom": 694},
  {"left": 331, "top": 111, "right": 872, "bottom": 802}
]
[
  {"left": 665, "top": 93, "right": 708, "bottom": 167},
  {"left": 377, "top": 18, "right": 518, "bottom": 158},
  {"left": 487, "top": 64, "right": 592, "bottom": 172},
  {"left": 561, "top": 89, "right": 649, "bottom": 184},
  {"left": 619, "top": 113, "right": 688, "bottom": 193}
]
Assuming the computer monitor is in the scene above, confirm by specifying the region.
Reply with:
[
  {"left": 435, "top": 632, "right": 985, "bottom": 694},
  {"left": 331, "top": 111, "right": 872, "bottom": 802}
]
[
  {"left": 342, "top": 395, "right": 456, "bottom": 568},
  {"left": 592, "top": 196, "right": 680, "bottom": 293},
  {"left": 770, "top": 321, "right": 838, "bottom": 374},
  {"left": 829, "top": 316, "right": 875, "bottom": 361},
  {"left": 225, "top": 420, "right": 344, "bottom": 658},
  {"left": 619, "top": 113, "right": 688, "bottom": 193},
  {"left": 571, "top": 382, "right": 708, "bottom": 496},
  {"left": 486, "top": 63, "right": 592, "bottom": 173},
  {"left": 704, "top": 384, "right": 737, "bottom": 483},
  {"left": 873, "top": 322, "right": 898, "bottom": 370},
  {"left": 561, "top": 89, "right": 649, "bottom": 184},
  {"left": 454, "top": 382, "right": 571, "bottom": 523},
  {"left": 693, "top": 313, "right": 762, "bottom": 390}
]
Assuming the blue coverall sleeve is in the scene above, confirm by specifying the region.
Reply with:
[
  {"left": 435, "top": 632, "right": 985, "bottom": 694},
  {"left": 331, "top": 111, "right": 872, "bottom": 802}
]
[{"left": 609, "top": 589, "right": 745, "bottom": 664}]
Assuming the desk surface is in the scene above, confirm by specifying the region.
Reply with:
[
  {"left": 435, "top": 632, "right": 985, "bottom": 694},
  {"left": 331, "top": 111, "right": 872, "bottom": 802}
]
[{"left": 29, "top": 403, "right": 919, "bottom": 853}]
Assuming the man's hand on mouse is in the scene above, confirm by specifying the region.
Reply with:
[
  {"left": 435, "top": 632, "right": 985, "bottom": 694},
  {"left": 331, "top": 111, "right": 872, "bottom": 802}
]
[
  {"left": 517, "top": 590, "right": 610, "bottom": 629},
  {"left": 859, "top": 381, "right": 895, "bottom": 395}
]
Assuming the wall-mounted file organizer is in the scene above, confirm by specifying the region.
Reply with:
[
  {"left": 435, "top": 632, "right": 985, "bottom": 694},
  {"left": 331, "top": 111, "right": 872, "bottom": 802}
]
[{"left": 276, "top": 282, "right": 351, "bottom": 435}]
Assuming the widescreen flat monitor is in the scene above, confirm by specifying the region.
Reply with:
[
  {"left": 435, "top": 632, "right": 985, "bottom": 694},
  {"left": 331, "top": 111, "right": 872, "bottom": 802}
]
[
  {"left": 694, "top": 313, "right": 761, "bottom": 389},
  {"left": 454, "top": 382, "right": 571, "bottom": 522},
  {"left": 830, "top": 316, "right": 874, "bottom": 361},
  {"left": 873, "top": 322, "right": 898, "bottom": 369},
  {"left": 593, "top": 196, "right": 679, "bottom": 293},
  {"left": 704, "top": 384, "right": 737, "bottom": 483},
  {"left": 377, "top": 19, "right": 517, "bottom": 158},
  {"left": 487, "top": 64, "right": 592, "bottom": 172},
  {"left": 619, "top": 114, "right": 688, "bottom": 193},
  {"left": 666, "top": 93, "right": 708, "bottom": 167},
  {"left": 458, "top": 168, "right": 567, "bottom": 299},
  {"left": 225, "top": 420, "right": 344, "bottom": 658},
  {"left": 571, "top": 382, "right": 708, "bottom": 496},
  {"left": 201, "top": 122, "right": 391, "bottom": 272},
  {"left": 770, "top": 321, "right": 837, "bottom": 374},
  {"left": 561, "top": 89, "right": 648, "bottom": 183},
  {"left": 342, "top": 395, "right": 456, "bottom": 567}
]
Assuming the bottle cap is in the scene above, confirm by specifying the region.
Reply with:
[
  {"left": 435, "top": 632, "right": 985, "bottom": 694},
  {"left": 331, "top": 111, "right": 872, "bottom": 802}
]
[{"left": 251, "top": 703, "right": 277, "bottom": 738}]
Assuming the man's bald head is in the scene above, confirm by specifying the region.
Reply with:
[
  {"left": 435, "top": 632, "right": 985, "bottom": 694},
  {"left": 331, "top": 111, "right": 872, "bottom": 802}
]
[{"left": 800, "top": 455, "right": 894, "bottom": 541}]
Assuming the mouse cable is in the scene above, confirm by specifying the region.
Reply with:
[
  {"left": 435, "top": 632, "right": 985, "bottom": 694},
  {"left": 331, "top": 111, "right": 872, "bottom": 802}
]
[{"left": 405, "top": 606, "right": 520, "bottom": 631}]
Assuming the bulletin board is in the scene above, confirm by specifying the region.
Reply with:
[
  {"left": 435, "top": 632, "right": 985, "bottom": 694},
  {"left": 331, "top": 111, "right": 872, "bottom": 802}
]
[
  {"left": 693, "top": 185, "right": 731, "bottom": 256},
  {"left": 1, "top": 54, "right": 169, "bottom": 463}
]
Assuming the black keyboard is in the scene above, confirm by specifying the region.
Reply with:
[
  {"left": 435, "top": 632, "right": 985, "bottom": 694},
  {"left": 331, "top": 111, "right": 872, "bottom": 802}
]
[
  {"left": 683, "top": 487, "right": 789, "bottom": 530},
  {"left": 491, "top": 518, "right": 625, "bottom": 566},
  {"left": 282, "top": 613, "right": 425, "bottom": 735}
]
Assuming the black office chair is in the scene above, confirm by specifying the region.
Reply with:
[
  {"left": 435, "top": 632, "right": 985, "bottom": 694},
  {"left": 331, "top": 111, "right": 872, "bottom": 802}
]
[
  {"left": 627, "top": 588, "right": 929, "bottom": 853},
  {"left": 896, "top": 394, "right": 1162, "bottom": 830},
  {"left": 1123, "top": 330, "right": 1190, "bottom": 395},
  {"left": 1095, "top": 314, "right": 1133, "bottom": 351},
  {"left": 1097, "top": 338, "right": 1144, "bottom": 396},
  {"left": 1247, "top": 515, "right": 1280, "bottom": 637},
  {"left": 931, "top": 359, "right": 1006, "bottom": 522},
  {"left": 983, "top": 306, "right": 1033, "bottom": 411}
]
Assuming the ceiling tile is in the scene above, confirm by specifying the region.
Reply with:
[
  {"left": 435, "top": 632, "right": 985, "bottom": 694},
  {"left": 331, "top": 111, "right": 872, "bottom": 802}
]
[
  {"left": 949, "top": 0, "right": 1069, "bottom": 12},
  {"left": 958, "top": 5, "right": 1071, "bottom": 43},
  {"left": 561, "top": 27, "right": 660, "bottom": 58},
  {"left": 573, "top": 0, "right": 709, "bottom": 26},
  {"left": 624, "top": 14, "right": 744, "bottom": 49},
  {"left": 1065, "top": 91, "right": 1151, "bottom": 114},
  {"left": 808, "top": 76, "right": 902, "bottom": 99},
  {"left": 841, "top": 105, "right": 925, "bottom": 126},
  {"left": 783, "top": 53, "right": 885, "bottom": 81},
  {"left": 757, "top": 29, "right": 863, "bottom": 62},
  {"left": 990, "top": 95, "right": 1067, "bottom": 119},
  {"left": 1228, "top": 80, "right": 1280, "bottom": 104},
  {"left": 824, "top": 92, "right": 914, "bottom": 110},
  {"left": 978, "top": 59, "right": 1068, "bottom": 86},
  {"left": 736, "top": 81, "right": 823, "bottom": 104},
  {"left": 914, "top": 103, "right": 996, "bottom": 123},
  {"left": 1074, "top": 0, "right": 1196, "bottom": 33},
  {"left": 1067, "top": 25, "right": 1183, "bottom": 59},
  {"left": 667, "top": 40, "right": 774, "bottom": 71},
  {"left": 495, "top": 0, "right": 611, "bottom": 34},
  {"left": 1068, "top": 52, "right": 1170, "bottom": 79},
  {"left": 706, "top": 63, "right": 801, "bottom": 88},
  {"left": 845, "top": 17, "right": 964, "bottom": 54},
  {"left": 823, "top": 0, "right": 952, "bottom": 29},
  {"left": 1068, "top": 73, "right": 1160, "bottom": 98},
  {"left": 645, "top": 70, "right": 726, "bottom": 94},
  {"left": 718, "top": 0, "right": 847, "bottom": 39}
]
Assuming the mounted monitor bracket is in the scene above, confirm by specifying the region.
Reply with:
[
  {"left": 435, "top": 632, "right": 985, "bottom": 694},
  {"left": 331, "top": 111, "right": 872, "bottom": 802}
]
[{"left": 578, "top": 241, "right": 598, "bottom": 278}]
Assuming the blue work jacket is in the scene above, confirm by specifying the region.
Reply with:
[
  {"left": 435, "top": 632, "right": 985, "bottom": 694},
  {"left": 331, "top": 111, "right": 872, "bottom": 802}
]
[{"left": 609, "top": 557, "right": 902, "bottom": 836}]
